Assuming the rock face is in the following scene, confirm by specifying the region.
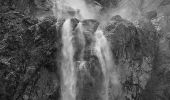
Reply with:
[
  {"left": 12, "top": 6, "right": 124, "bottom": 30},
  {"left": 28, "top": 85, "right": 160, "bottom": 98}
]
[
  {"left": 103, "top": 15, "right": 158, "bottom": 100},
  {"left": 72, "top": 19, "right": 99, "bottom": 61},
  {"left": 104, "top": 15, "right": 170, "bottom": 100},
  {"left": 0, "top": 12, "right": 63, "bottom": 100}
]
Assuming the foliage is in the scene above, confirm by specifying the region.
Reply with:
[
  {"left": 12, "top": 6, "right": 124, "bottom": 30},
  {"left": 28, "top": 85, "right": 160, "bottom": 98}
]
[{"left": 0, "top": 9, "right": 63, "bottom": 100}]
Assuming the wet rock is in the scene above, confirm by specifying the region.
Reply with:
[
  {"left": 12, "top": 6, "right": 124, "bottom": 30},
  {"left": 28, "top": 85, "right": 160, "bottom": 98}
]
[
  {"left": 72, "top": 20, "right": 84, "bottom": 61},
  {"left": 72, "top": 19, "right": 99, "bottom": 61},
  {"left": 72, "top": 37, "right": 85, "bottom": 61},
  {"left": 70, "top": 18, "right": 79, "bottom": 30},
  {"left": 82, "top": 19, "right": 99, "bottom": 59},
  {"left": 76, "top": 56, "right": 104, "bottom": 100},
  {"left": 81, "top": 19, "right": 99, "bottom": 34}
]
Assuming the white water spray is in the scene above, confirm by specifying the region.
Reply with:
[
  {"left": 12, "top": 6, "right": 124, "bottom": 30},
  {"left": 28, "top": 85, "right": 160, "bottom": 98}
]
[
  {"left": 95, "top": 30, "right": 121, "bottom": 100},
  {"left": 61, "top": 19, "right": 76, "bottom": 100},
  {"left": 52, "top": 0, "right": 100, "bottom": 19}
]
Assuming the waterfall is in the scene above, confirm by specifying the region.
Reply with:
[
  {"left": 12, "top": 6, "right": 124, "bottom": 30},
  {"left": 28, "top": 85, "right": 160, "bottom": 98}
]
[
  {"left": 94, "top": 30, "right": 121, "bottom": 100},
  {"left": 61, "top": 19, "right": 76, "bottom": 100},
  {"left": 60, "top": 19, "right": 122, "bottom": 100},
  {"left": 73, "top": 22, "right": 86, "bottom": 61}
]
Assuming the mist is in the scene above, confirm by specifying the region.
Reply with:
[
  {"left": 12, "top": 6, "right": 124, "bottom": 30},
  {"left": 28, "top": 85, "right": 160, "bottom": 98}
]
[{"left": 52, "top": 0, "right": 170, "bottom": 24}]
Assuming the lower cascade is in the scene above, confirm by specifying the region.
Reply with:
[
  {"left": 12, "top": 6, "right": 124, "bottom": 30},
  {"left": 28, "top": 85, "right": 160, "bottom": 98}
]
[
  {"left": 61, "top": 19, "right": 76, "bottom": 100},
  {"left": 94, "top": 30, "right": 122, "bottom": 100}
]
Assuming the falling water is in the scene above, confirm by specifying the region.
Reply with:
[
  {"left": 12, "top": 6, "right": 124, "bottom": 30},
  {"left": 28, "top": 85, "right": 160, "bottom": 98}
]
[
  {"left": 73, "top": 22, "right": 86, "bottom": 61},
  {"left": 61, "top": 19, "right": 76, "bottom": 100},
  {"left": 95, "top": 30, "right": 121, "bottom": 100}
]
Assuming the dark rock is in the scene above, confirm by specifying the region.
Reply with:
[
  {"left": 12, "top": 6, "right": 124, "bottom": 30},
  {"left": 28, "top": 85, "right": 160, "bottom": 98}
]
[
  {"left": 72, "top": 19, "right": 99, "bottom": 61},
  {"left": 70, "top": 18, "right": 79, "bottom": 30},
  {"left": 76, "top": 56, "right": 104, "bottom": 100},
  {"left": 81, "top": 19, "right": 99, "bottom": 34},
  {"left": 81, "top": 19, "right": 99, "bottom": 53}
]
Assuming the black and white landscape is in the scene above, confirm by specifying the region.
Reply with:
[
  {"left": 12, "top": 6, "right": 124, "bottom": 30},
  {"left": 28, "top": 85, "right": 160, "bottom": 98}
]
[{"left": 0, "top": 0, "right": 170, "bottom": 100}]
